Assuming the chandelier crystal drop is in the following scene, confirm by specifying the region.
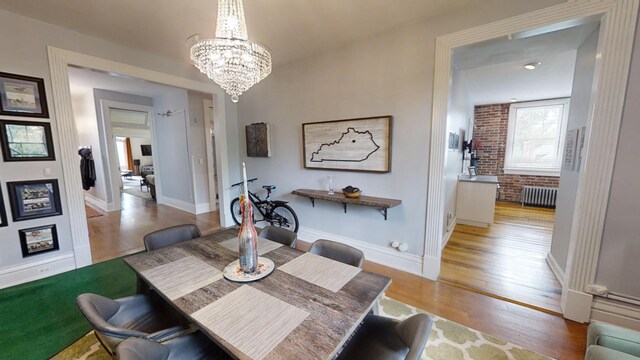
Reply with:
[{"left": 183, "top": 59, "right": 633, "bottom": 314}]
[{"left": 189, "top": 0, "right": 272, "bottom": 102}]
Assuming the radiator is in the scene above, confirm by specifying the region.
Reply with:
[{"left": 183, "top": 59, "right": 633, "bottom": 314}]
[{"left": 521, "top": 186, "right": 558, "bottom": 207}]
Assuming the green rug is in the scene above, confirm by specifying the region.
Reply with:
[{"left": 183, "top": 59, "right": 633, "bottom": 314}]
[
  {"left": 0, "top": 257, "right": 137, "bottom": 359},
  {"left": 54, "top": 296, "right": 553, "bottom": 360}
]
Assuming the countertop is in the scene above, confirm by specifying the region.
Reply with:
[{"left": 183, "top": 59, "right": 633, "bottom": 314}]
[{"left": 458, "top": 175, "right": 499, "bottom": 184}]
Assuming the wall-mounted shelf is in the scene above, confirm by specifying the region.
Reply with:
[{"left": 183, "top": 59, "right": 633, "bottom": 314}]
[{"left": 291, "top": 189, "right": 401, "bottom": 220}]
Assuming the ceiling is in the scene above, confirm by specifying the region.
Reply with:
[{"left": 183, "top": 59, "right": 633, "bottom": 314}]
[{"left": 0, "top": 0, "right": 473, "bottom": 66}]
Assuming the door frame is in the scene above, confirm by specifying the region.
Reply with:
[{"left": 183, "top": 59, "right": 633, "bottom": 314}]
[
  {"left": 47, "top": 46, "right": 233, "bottom": 268},
  {"left": 424, "top": 0, "right": 639, "bottom": 322},
  {"left": 203, "top": 98, "right": 218, "bottom": 212}
]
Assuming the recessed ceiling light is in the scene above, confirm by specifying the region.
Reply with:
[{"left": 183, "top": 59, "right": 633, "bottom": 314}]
[
  {"left": 510, "top": 98, "right": 518, "bottom": 102},
  {"left": 524, "top": 62, "right": 540, "bottom": 70}
]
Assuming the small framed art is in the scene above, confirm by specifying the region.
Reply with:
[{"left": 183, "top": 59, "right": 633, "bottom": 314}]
[
  {"left": 0, "top": 72, "right": 49, "bottom": 118},
  {"left": 19, "top": 224, "right": 59, "bottom": 258},
  {"left": 0, "top": 120, "right": 55, "bottom": 161},
  {"left": 468, "top": 166, "right": 478, "bottom": 177},
  {"left": 7, "top": 179, "right": 62, "bottom": 221},
  {"left": 0, "top": 183, "right": 7, "bottom": 228}
]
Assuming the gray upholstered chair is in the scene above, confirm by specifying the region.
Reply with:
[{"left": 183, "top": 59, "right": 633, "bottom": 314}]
[
  {"left": 336, "top": 313, "right": 433, "bottom": 360},
  {"left": 144, "top": 224, "right": 202, "bottom": 251},
  {"left": 309, "top": 239, "right": 365, "bottom": 268},
  {"left": 76, "top": 293, "right": 189, "bottom": 355},
  {"left": 116, "top": 332, "right": 232, "bottom": 360},
  {"left": 259, "top": 225, "right": 297, "bottom": 248},
  {"left": 586, "top": 322, "right": 640, "bottom": 360}
]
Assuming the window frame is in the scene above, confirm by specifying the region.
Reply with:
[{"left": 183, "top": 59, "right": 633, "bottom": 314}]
[{"left": 503, "top": 98, "right": 570, "bottom": 177}]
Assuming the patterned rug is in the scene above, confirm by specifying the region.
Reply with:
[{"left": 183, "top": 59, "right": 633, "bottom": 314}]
[
  {"left": 84, "top": 205, "right": 103, "bottom": 219},
  {"left": 53, "top": 296, "right": 552, "bottom": 359}
]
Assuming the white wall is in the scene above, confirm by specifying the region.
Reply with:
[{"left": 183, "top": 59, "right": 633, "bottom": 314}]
[
  {"left": 187, "top": 91, "right": 212, "bottom": 207},
  {"left": 129, "top": 136, "right": 153, "bottom": 166},
  {"left": 550, "top": 28, "right": 599, "bottom": 273},
  {"left": 443, "top": 69, "right": 473, "bottom": 242},
  {"left": 236, "top": 0, "right": 563, "bottom": 256}
]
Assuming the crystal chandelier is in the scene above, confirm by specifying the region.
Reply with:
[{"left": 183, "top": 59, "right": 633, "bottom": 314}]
[{"left": 189, "top": 0, "right": 272, "bottom": 102}]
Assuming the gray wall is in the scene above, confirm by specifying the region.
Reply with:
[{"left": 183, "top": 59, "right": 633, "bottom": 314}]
[
  {"left": 236, "top": 0, "right": 563, "bottom": 255},
  {"left": 550, "top": 28, "right": 599, "bottom": 271},
  {"left": 594, "top": 16, "right": 640, "bottom": 298}
]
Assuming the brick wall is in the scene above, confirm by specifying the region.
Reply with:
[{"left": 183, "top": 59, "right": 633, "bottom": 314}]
[{"left": 473, "top": 103, "right": 560, "bottom": 202}]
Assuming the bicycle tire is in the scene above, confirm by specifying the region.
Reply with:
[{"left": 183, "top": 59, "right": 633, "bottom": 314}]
[
  {"left": 269, "top": 204, "right": 299, "bottom": 233},
  {"left": 230, "top": 198, "right": 242, "bottom": 225}
]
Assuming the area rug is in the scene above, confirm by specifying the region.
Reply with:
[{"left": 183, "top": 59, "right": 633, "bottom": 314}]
[
  {"left": 84, "top": 204, "right": 103, "bottom": 219},
  {"left": 53, "top": 296, "right": 553, "bottom": 360}
]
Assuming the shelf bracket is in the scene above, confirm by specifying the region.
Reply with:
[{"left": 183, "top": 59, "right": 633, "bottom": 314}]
[
  {"left": 380, "top": 208, "right": 388, "bottom": 220},
  {"left": 308, "top": 197, "right": 315, "bottom": 207},
  {"left": 342, "top": 202, "right": 347, "bottom": 213}
]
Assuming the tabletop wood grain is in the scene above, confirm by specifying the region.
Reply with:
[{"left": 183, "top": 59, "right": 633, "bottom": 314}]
[{"left": 124, "top": 228, "right": 391, "bottom": 360}]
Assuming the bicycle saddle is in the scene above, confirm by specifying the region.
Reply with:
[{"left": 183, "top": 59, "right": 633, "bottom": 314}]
[{"left": 262, "top": 185, "right": 276, "bottom": 190}]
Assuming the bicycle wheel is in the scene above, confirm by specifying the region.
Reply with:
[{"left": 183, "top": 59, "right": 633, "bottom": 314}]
[
  {"left": 230, "top": 198, "right": 242, "bottom": 225},
  {"left": 269, "top": 204, "right": 299, "bottom": 233}
]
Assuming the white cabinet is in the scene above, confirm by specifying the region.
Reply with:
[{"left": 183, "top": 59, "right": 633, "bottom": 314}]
[{"left": 456, "top": 175, "right": 499, "bottom": 228}]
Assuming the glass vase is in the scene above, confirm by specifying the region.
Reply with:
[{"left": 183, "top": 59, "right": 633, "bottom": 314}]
[{"left": 238, "top": 198, "right": 258, "bottom": 273}]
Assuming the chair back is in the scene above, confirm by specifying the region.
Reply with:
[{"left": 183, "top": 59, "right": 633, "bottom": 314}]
[
  {"left": 116, "top": 338, "right": 170, "bottom": 360},
  {"left": 396, "top": 313, "right": 433, "bottom": 360},
  {"left": 309, "top": 239, "right": 365, "bottom": 268},
  {"left": 260, "top": 226, "right": 297, "bottom": 247},
  {"left": 144, "top": 224, "right": 201, "bottom": 251}
]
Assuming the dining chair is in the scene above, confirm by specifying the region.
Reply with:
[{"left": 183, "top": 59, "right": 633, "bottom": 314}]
[
  {"left": 116, "top": 332, "right": 232, "bottom": 360},
  {"left": 143, "top": 224, "right": 202, "bottom": 251},
  {"left": 76, "top": 293, "right": 190, "bottom": 355},
  {"left": 309, "top": 239, "right": 365, "bottom": 268},
  {"left": 259, "top": 225, "right": 297, "bottom": 247},
  {"left": 336, "top": 313, "right": 433, "bottom": 360}
]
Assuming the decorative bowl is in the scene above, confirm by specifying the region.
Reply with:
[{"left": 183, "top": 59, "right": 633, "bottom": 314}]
[{"left": 342, "top": 186, "right": 362, "bottom": 198}]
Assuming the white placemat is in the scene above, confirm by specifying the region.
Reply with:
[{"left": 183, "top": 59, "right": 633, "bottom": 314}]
[
  {"left": 219, "top": 236, "right": 284, "bottom": 255},
  {"left": 278, "top": 252, "right": 362, "bottom": 292},
  {"left": 191, "top": 285, "right": 309, "bottom": 360},
  {"left": 141, "top": 256, "right": 222, "bottom": 300}
]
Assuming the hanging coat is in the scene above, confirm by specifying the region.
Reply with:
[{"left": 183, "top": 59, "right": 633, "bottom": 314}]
[{"left": 78, "top": 148, "right": 96, "bottom": 190}]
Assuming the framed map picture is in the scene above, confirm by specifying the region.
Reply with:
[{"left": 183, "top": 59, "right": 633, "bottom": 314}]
[
  {"left": 19, "top": 224, "right": 59, "bottom": 258},
  {"left": 0, "top": 120, "right": 55, "bottom": 161},
  {"left": 0, "top": 72, "right": 49, "bottom": 118},
  {"left": 302, "top": 116, "right": 392, "bottom": 173},
  {"left": 7, "top": 179, "right": 62, "bottom": 222}
]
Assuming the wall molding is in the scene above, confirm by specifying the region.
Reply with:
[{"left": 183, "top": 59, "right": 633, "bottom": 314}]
[
  {"left": 161, "top": 196, "right": 197, "bottom": 214},
  {"left": 0, "top": 253, "right": 75, "bottom": 289},
  {"left": 297, "top": 226, "right": 423, "bottom": 275},
  {"left": 546, "top": 252, "right": 566, "bottom": 287},
  {"left": 195, "top": 202, "right": 212, "bottom": 215},
  {"left": 426, "top": 1, "right": 640, "bottom": 323},
  {"left": 591, "top": 298, "right": 640, "bottom": 331},
  {"left": 83, "top": 193, "right": 113, "bottom": 212},
  {"left": 441, "top": 217, "right": 457, "bottom": 249}
]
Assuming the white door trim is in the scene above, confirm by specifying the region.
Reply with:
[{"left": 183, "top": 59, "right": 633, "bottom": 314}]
[
  {"left": 203, "top": 98, "right": 217, "bottom": 212},
  {"left": 425, "top": 0, "right": 639, "bottom": 322},
  {"left": 47, "top": 46, "right": 231, "bottom": 268}
]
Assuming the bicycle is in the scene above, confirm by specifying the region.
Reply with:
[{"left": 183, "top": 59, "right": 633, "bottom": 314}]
[{"left": 230, "top": 178, "right": 300, "bottom": 233}]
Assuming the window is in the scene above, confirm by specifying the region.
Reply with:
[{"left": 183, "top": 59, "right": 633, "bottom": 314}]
[{"left": 504, "top": 99, "right": 570, "bottom": 176}]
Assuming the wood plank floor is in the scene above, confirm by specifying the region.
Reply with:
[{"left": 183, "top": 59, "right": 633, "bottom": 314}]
[
  {"left": 440, "top": 201, "right": 562, "bottom": 314},
  {"left": 88, "top": 196, "right": 586, "bottom": 359},
  {"left": 87, "top": 193, "right": 221, "bottom": 263}
]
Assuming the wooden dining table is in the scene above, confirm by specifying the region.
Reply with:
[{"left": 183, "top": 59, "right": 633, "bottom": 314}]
[{"left": 124, "top": 228, "right": 391, "bottom": 360}]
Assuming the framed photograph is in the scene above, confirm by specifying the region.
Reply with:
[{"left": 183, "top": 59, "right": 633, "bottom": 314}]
[
  {"left": 0, "top": 120, "right": 55, "bottom": 161},
  {"left": 468, "top": 166, "right": 478, "bottom": 177},
  {"left": 19, "top": 224, "right": 59, "bottom": 258},
  {"left": 563, "top": 128, "right": 579, "bottom": 172},
  {"left": 246, "top": 122, "right": 271, "bottom": 157},
  {"left": 303, "top": 116, "right": 392, "bottom": 173},
  {"left": 0, "top": 183, "right": 7, "bottom": 228},
  {"left": 0, "top": 72, "right": 49, "bottom": 118},
  {"left": 7, "top": 179, "right": 62, "bottom": 222}
]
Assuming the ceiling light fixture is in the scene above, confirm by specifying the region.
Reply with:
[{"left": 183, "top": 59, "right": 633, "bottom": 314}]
[
  {"left": 523, "top": 62, "right": 540, "bottom": 70},
  {"left": 188, "top": 0, "right": 272, "bottom": 103}
]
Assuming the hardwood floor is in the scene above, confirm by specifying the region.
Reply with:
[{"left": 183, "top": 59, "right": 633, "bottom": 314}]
[
  {"left": 440, "top": 201, "right": 562, "bottom": 314},
  {"left": 88, "top": 197, "right": 586, "bottom": 359},
  {"left": 87, "top": 193, "right": 221, "bottom": 263}
]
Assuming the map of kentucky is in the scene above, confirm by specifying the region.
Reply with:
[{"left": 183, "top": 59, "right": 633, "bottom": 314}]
[{"left": 310, "top": 127, "right": 380, "bottom": 162}]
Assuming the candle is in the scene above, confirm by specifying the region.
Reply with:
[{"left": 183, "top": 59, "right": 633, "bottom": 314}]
[{"left": 242, "top": 162, "right": 249, "bottom": 201}]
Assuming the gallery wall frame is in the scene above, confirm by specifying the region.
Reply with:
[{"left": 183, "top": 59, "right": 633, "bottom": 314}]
[
  {"left": 246, "top": 122, "right": 271, "bottom": 157},
  {"left": 7, "top": 179, "right": 63, "bottom": 222},
  {"left": 0, "top": 182, "right": 7, "bottom": 228},
  {"left": 0, "top": 72, "right": 49, "bottom": 118},
  {"left": 302, "top": 116, "right": 392, "bottom": 173},
  {"left": 0, "top": 120, "right": 55, "bottom": 161},
  {"left": 19, "top": 224, "right": 59, "bottom": 258}
]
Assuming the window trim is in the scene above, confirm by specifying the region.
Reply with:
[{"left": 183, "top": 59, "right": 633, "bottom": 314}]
[{"left": 504, "top": 98, "right": 570, "bottom": 177}]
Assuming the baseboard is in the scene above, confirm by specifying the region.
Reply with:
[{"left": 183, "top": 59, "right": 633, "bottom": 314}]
[
  {"left": 546, "top": 252, "right": 565, "bottom": 286},
  {"left": 195, "top": 202, "right": 212, "bottom": 215},
  {"left": 0, "top": 253, "right": 76, "bottom": 289},
  {"left": 296, "top": 226, "right": 423, "bottom": 276},
  {"left": 421, "top": 254, "right": 440, "bottom": 280},
  {"left": 84, "top": 193, "right": 109, "bottom": 212},
  {"left": 162, "top": 196, "right": 196, "bottom": 214},
  {"left": 562, "top": 288, "right": 593, "bottom": 323},
  {"left": 456, "top": 219, "right": 489, "bottom": 228},
  {"left": 591, "top": 298, "right": 640, "bottom": 331},
  {"left": 441, "top": 217, "right": 457, "bottom": 249}
]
